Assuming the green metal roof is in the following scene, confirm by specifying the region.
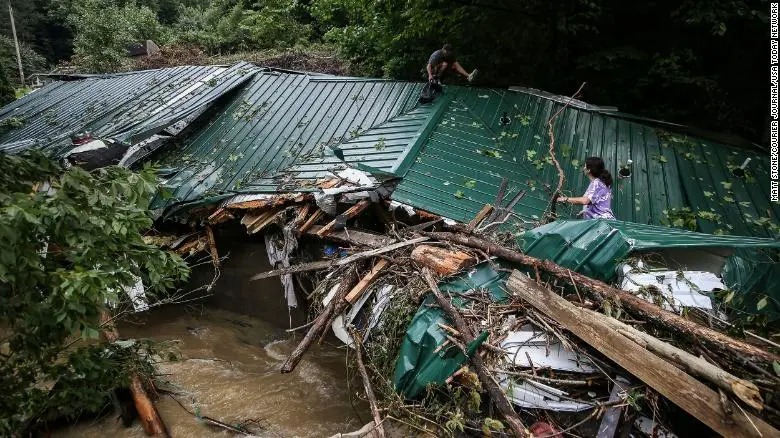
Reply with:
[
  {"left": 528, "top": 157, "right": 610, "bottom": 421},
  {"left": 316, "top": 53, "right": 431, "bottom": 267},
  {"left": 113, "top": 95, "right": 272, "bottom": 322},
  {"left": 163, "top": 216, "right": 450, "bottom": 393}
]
[
  {"left": 521, "top": 219, "right": 780, "bottom": 319},
  {"left": 391, "top": 87, "right": 778, "bottom": 238},
  {"left": 152, "top": 72, "right": 430, "bottom": 212},
  {"left": 0, "top": 63, "right": 258, "bottom": 155}
]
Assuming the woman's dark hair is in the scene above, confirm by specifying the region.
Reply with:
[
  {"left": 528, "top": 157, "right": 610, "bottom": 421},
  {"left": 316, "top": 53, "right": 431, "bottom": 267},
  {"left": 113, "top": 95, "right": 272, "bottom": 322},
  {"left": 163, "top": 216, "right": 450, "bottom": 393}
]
[{"left": 585, "top": 156, "right": 613, "bottom": 187}]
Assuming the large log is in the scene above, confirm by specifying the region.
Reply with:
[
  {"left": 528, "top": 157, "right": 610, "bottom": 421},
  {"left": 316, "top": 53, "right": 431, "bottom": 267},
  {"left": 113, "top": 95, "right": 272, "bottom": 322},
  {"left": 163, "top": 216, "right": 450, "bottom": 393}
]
[
  {"left": 422, "top": 269, "right": 529, "bottom": 437},
  {"left": 280, "top": 268, "right": 360, "bottom": 373},
  {"left": 411, "top": 245, "right": 477, "bottom": 276},
  {"left": 507, "top": 272, "right": 777, "bottom": 438},
  {"left": 598, "top": 312, "right": 763, "bottom": 411},
  {"left": 101, "top": 312, "right": 170, "bottom": 437},
  {"left": 424, "top": 231, "right": 779, "bottom": 365}
]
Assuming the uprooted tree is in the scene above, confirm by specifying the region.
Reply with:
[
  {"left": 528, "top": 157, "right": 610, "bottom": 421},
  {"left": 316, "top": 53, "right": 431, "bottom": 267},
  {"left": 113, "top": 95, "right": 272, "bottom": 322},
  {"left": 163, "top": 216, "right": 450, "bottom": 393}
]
[{"left": 0, "top": 152, "right": 189, "bottom": 434}]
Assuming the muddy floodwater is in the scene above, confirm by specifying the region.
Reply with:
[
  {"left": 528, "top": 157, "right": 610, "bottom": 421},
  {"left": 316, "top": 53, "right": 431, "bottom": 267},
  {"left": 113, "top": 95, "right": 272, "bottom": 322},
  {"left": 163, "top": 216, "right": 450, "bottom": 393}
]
[
  {"left": 57, "top": 238, "right": 369, "bottom": 437},
  {"left": 58, "top": 306, "right": 368, "bottom": 437}
]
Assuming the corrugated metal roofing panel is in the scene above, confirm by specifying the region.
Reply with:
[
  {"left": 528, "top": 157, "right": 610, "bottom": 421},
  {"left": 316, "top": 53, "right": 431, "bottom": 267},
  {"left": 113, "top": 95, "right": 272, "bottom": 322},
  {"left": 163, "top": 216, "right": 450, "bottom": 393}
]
[
  {"left": 391, "top": 87, "right": 777, "bottom": 237},
  {"left": 521, "top": 219, "right": 780, "bottom": 281},
  {"left": 0, "top": 63, "right": 259, "bottom": 155},
  {"left": 152, "top": 73, "right": 427, "bottom": 212}
]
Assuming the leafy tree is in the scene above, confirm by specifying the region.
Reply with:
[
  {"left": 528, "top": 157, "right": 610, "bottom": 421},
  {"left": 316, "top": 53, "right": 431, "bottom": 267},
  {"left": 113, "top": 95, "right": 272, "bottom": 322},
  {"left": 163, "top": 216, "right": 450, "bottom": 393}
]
[
  {"left": 0, "top": 59, "right": 15, "bottom": 105},
  {"left": 172, "top": 0, "right": 312, "bottom": 53},
  {"left": 0, "top": 36, "right": 49, "bottom": 85},
  {"left": 67, "top": 0, "right": 170, "bottom": 72},
  {"left": 0, "top": 152, "right": 189, "bottom": 434}
]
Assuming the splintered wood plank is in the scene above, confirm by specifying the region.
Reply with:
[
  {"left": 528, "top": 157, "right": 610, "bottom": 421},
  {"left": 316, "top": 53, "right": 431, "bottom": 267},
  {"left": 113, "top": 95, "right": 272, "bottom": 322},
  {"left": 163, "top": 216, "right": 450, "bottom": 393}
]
[
  {"left": 344, "top": 259, "right": 390, "bottom": 304},
  {"left": 317, "top": 199, "right": 371, "bottom": 237}
]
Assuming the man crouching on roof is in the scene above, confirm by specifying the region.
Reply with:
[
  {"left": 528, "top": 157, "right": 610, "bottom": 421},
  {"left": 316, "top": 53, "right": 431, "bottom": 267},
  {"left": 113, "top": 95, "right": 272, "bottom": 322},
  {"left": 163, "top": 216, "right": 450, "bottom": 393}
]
[{"left": 426, "top": 43, "right": 477, "bottom": 84}]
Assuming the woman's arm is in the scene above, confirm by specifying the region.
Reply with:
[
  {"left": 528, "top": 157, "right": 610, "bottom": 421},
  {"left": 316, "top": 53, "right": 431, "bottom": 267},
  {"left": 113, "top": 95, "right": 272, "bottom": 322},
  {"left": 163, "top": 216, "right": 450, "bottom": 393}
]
[{"left": 558, "top": 196, "right": 591, "bottom": 205}]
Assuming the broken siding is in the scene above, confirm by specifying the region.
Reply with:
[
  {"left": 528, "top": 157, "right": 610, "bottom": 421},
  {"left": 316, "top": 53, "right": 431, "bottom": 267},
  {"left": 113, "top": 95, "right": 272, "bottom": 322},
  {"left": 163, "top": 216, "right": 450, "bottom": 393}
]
[{"left": 152, "top": 73, "right": 426, "bottom": 212}]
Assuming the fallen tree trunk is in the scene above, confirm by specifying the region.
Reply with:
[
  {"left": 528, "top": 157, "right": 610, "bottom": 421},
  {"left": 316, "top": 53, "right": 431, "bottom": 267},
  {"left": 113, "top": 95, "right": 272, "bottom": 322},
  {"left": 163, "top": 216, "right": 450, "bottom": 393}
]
[
  {"left": 597, "top": 310, "right": 764, "bottom": 411},
  {"left": 281, "top": 268, "right": 360, "bottom": 373},
  {"left": 101, "top": 312, "right": 170, "bottom": 437},
  {"left": 422, "top": 269, "right": 528, "bottom": 437},
  {"left": 506, "top": 272, "right": 776, "bottom": 438},
  {"left": 251, "top": 237, "right": 428, "bottom": 280},
  {"left": 411, "top": 245, "right": 477, "bottom": 276},
  {"left": 424, "top": 231, "right": 779, "bottom": 365},
  {"left": 350, "top": 328, "right": 386, "bottom": 438}
]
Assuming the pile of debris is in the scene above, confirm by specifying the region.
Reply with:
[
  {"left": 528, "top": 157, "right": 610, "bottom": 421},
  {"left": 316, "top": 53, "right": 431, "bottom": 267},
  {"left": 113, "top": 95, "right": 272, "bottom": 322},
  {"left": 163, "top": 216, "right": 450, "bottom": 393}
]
[{"left": 160, "top": 171, "right": 780, "bottom": 437}]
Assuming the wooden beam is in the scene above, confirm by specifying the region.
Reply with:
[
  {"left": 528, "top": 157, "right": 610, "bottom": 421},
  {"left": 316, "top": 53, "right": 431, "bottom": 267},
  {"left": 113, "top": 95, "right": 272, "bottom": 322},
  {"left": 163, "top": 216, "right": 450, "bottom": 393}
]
[
  {"left": 305, "top": 225, "right": 396, "bottom": 248},
  {"left": 466, "top": 204, "right": 493, "bottom": 233},
  {"left": 598, "top": 311, "right": 763, "bottom": 411},
  {"left": 425, "top": 231, "right": 779, "bottom": 365},
  {"left": 205, "top": 225, "right": 220, "bottom": 267},
  {"left": 299, "top": 209, "right": 325, "bottom": 234},
  {"left": 506, "top": 271, "right": 777, "bottom": 438},
  {"left": 251, "top": 237, "right": 429, "bottom": 280},
  {"left": 345, "top": 259, "right": 390, "bottom": 304},
  {"left": 281, "top": 267, "right": 360, "bottom": 373},
  {"left": 317, "top": 199, "right": 372, "bottom": 237}
]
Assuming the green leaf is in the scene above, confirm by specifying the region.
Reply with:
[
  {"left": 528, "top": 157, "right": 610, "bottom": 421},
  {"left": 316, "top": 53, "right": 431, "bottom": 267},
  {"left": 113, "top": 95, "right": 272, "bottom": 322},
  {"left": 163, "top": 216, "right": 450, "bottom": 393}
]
[
  {"left": 454, "top": 190, "right": 465, "bottom": 199},
  {"left": 703, "top": 191, "right": 714, "bottom": 198},
  {"left": 757, "top": 297, "right": 768, "bottom": 311},
  {"left": 721, "top": 181, "right": 733, "bottom": 190},
  {"left": 724, "top": 291, "right": 735, "bottom": 303},
  {"left": 464, "top": 179, "right": 477, "bottom": 189},
  {"left": 773, "top": 361, "right": 780, "bottom": 377}
]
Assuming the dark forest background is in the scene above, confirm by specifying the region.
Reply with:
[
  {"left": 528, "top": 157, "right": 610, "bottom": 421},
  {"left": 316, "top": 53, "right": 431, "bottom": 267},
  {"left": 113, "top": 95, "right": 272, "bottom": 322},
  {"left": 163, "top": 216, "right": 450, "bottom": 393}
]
[{"left": 0, "top": 0, "right": 771, "bottom": 143}]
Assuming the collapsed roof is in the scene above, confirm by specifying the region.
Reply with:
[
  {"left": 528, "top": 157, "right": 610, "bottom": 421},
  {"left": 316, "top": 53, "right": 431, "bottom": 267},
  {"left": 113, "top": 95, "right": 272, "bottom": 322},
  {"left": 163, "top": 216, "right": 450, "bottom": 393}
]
[{"left": 0, "top": 63, "right": 777, "bottom": 240}]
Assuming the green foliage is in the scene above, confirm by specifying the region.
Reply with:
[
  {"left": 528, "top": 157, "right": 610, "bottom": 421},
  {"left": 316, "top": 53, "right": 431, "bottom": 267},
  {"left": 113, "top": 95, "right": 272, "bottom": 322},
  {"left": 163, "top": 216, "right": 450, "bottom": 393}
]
[
  {"left": 0, "top": 59, "right": 15, "bottom": 106},
  {"left": 171, "top": 0, "right": 313, "bottom": 53},
  {"left": 0, "top": 152, "right": 189, "bottom": 433},
  {"left": 68, "top": 0, "right": 170, "bottom": 72},
  {"left": 0, "top": 37, "right": 49, "bottom": 85}
]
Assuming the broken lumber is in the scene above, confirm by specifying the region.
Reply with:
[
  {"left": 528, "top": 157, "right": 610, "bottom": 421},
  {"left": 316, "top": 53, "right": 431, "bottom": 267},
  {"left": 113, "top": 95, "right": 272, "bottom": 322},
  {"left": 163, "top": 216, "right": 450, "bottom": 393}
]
[
  {"left": 425, "top": 231, "right": 779, "bottom": 365},
  {"left": 317, "top": 199, "right": 372, "bottom": 237},
  {"left": 345, "top": 259, "right": 390, "bottom": 304},
  {"left": 422, "top": 269, "right": 528, "bottom": 438},
  {"left": 597, "top": 311, "right": 763, "bottom": 411},
  {"left": 281, "top": 267, "right": 360, "bottom": 373},
  {"left": 205, "top": 225, "right": 220, "bottom": 267},
  {"left": 207, "top": 207, "right": 234, "bottom": 225},
  {"left": 411, "top": 245, "right": 477, "bottom": 276},
  {"left": 299, "top": 209, "right": 325, "bottom": 234},
  {"left": 507, "top": 272, "right": 777, "bottom": 438},
  {"left": 101, "top": 312, "right": 170, "bottom": 437},
  {"left": 306, "top": 225, "right": 396, "bottom": 248},
  {"left": 241, "top": 209, "right": 284, "bottom": 234},
  {"left": 251, "top": 237, "right": 428, "bottom": 280},
  {"left": 466, "top": 204, "right": 493, "bottom": 233},
  {"left": 350, "top": 328, "right": 386, "bottom": 438}
]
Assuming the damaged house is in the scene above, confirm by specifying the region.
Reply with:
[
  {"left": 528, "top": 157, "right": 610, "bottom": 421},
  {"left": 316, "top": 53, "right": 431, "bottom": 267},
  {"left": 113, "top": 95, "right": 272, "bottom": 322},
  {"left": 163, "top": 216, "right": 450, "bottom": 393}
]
[{"left": 2, "top": 63, "right": 779, "bottom": 437}]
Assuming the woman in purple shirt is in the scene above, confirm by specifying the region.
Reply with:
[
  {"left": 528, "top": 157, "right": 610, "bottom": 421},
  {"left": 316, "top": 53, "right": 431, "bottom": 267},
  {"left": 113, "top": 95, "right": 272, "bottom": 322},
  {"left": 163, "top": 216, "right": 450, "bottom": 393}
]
[{"left": 557, "top": 157, "right": 615, "bottom": 219}]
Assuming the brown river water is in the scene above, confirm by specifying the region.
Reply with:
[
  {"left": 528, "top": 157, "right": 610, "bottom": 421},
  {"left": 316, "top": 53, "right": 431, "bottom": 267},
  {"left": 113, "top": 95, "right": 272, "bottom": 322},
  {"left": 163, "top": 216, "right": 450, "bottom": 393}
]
[{"left": 57, "top": 238, "right": 371, "bottom": 437}]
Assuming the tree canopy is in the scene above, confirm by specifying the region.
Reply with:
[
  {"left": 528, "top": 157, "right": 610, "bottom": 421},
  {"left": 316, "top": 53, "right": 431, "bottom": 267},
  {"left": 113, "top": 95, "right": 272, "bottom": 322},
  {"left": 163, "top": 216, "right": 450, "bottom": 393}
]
[
  {"left": 0, "top": 0, "right": 771, "bottom": 140},
  {"left": 0, "top": 152, "right": 189, "bottom": 434}
]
